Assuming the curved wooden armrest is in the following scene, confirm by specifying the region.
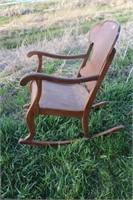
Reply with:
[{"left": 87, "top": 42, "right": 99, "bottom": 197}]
[
  {"left": 27, "top": 42, "right": 93, "bottom": 73},
  {"left": 27, "top": 51, "right": 86, "bottom": 59},
  {"left": 20, "top": 72, "right": 99, "bottom": 86}
]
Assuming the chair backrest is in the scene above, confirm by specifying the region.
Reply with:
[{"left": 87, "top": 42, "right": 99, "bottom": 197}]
[{"left": 79, "top": 20, "right": 121, "bottom": 91}]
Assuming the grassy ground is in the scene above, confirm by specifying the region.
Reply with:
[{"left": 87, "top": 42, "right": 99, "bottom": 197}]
[{"left": 0, "top": 0, "right": 132, "bottom": 199}]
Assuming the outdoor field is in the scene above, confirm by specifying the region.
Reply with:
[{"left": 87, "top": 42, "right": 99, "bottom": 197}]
[{"left": 0, "top": 0, "right": 132, "bottom": 199}]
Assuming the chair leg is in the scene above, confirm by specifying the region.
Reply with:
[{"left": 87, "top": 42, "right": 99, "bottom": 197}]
[
  {"left": 82, "top": 116, "right": 89, "bottom": 138},
  {"left": 19, "top": 112, "right": 81, "bottom": 146},
  {"left": 18, "top": 111, "right": 35, "bottom": 144}
]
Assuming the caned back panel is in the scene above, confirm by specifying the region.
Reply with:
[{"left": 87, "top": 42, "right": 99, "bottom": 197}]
[{"left": 79, "top": 21, "right": 120, "bottom": 91}]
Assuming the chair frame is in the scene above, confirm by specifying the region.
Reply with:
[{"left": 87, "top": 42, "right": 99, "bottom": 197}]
[{"left": 19, "top": 21, "right": 124, "bottom": 147}]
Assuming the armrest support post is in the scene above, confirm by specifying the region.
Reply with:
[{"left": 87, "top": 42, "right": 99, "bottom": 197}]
[{"left": 37, "top": 55, "right": 43, "bottom": 72}]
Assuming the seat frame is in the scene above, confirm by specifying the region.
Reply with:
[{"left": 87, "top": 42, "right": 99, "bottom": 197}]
[{"left": 19, "top": 21, "right": 124, "bottom": 147}]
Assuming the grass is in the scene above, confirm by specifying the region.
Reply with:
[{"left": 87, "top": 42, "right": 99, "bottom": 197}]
[
  {"left": 1, "top": 80, "right": 132, "bottom": 198},
  {"left": 0, "top": 25, "right": 65, "bottom": 49},
  {"left": 0, "top": 0, "right": 133, "bottom": 199}
]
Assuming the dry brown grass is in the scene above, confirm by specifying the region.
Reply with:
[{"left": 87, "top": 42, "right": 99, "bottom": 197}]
[
  {"left": 0, "top": 0, "right": 133, "bottom": 83},
  {"left": 0, "top": 21, "right": 133, "bottom": 84},
  {"left": 0, "top": 28, "right": 86, "bottom": 81},
  {"left": 0, "top": 0, "right": 133, "bottom": 33}
]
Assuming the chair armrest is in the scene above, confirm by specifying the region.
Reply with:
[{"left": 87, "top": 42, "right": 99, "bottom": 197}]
[
  {"left": 27, "top": 51, "right": 86, "bottom": 59},
  {"left": 20, "top": 72, "right": 99, "bottom": 86}
]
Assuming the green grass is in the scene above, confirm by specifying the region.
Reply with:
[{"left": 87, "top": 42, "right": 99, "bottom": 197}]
[
  {"left": 1, "top": 55, "right": 132, "bottom": 199},
  {"left": 115, "top": 12, "right": 133, "bottom": 24},
  {"left": 0, "top": 1, "right": 132, "bottom": 199},
  {"left": 0, "top": 25, "right": 65, "bottom": 49},
  {"left": 1, "top": 106, "right": 132, "bottom": 199},
  {"left": 0, "top": 16, "right": 12, "bottom": 26},
  {"left": 0, "top": 17, "right": 105, "bottom": 49},
  {"left": 33, "top": 4, "right": 49, "bottom": 11}
]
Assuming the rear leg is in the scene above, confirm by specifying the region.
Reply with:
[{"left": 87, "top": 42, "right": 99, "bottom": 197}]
[{"left": 82, "top": 116, "right": 89, "bottom": 138}]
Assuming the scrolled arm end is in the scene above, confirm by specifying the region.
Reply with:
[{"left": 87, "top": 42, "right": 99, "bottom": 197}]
[
  {"left": 20, "top": 76, "right": 28, "bottom": 86},
  {"left": 20, "top": 73, "right": 36, "bottom": 86},
  {"left": 27, "top": 51, "right": 36, "bottom": 58}
]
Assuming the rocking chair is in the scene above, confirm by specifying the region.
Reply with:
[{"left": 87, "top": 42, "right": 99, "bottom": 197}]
[{"left": 19, "top": 20, "right": 124, "bottom": 147}]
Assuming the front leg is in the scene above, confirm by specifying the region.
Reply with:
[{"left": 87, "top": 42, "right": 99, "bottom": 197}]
[{"left": 18, "top": 109, "right": 36, "bottom": 144}]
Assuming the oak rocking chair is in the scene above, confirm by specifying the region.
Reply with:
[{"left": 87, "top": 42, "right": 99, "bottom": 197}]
[{"left": 19, "top": 20, "right": 124, "bottom": 147}]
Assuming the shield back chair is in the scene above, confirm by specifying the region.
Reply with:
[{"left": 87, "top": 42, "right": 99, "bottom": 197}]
[{"left": 19, "top": 20, "right": 124, "bottom": 147}]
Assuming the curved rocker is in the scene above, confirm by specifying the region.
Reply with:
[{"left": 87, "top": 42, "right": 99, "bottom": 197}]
[
  {"left": 18, "top": 138, "right": 82, "bottom": 147},
  {"left": 19, "top": 20, "right": 124, "bottom": 147},
  {"left": 18, "top": 125, "right": 124, "bottom": 147}
]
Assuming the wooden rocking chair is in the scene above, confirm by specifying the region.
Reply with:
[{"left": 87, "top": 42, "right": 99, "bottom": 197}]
[{"left": 19, "top": 20, "right": 124, "bottom": 147}]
